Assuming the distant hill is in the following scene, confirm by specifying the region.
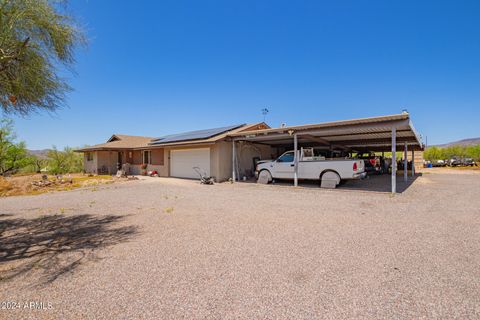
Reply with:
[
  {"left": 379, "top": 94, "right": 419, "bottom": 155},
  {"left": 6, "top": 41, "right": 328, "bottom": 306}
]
[
  {"left": 27, "top": 149, "right": 51, "bottom": 159},
  {"left": 435, "top": 138, "right": 480, "bottom": 148}
]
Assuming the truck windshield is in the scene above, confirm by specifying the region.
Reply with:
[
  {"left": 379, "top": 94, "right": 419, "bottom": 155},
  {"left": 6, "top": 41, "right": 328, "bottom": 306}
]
[{"left": 277, "top": 152, "right": 294, "bottom": 163}]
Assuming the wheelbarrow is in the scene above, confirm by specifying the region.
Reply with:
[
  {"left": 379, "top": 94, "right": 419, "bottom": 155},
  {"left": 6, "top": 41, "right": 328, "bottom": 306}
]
[{"left": 193, "top": 167, "right": 214, "bottom": 185}]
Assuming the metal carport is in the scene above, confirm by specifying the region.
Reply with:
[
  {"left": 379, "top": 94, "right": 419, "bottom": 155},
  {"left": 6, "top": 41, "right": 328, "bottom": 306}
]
[{"left": 228, "top": 113, "right": 423, "bottom": 194}]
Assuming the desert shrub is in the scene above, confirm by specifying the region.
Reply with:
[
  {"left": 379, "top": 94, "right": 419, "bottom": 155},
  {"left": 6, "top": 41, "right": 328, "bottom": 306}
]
[
  {"left": 47, "top": 146, "right": 83, "bottom": 174},
  {"left": 0, "top": 119, "right": 30, "bottom": 176}
]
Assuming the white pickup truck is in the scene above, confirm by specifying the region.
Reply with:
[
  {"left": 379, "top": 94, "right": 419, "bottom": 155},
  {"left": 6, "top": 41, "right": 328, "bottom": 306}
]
[{"left": 255, "top": 148, "right": 366, "bottom": 187}]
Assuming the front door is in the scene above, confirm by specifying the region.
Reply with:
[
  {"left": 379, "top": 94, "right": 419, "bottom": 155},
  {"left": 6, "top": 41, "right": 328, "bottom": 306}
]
[
  {"left": 117, "top": 151, "right": 123, "bottom": 169},
  {"left": 273, "top": 151, "right": 295, "bottom": 179}
]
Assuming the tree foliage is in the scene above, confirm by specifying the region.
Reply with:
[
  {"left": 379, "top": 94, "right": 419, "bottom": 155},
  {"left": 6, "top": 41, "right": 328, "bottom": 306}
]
[
  {"left": 21, "top": 155, "right": 47, "bottom": 173},
  {"left": 424, "top": 145, "right": 480, "bottom": 161},
  {"left": 0, "top": 118, "right": 29, "bottom": 175},
  {"left": 47, "top": 145, "right": 83, "bottom": 174},
  {"left": 0, "top": 0, "right": 85, "bottom": 115}
]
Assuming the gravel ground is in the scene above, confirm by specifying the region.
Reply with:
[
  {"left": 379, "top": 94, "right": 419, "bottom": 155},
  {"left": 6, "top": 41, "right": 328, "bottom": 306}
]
[{"left": 1, "top": 172, "right": 479, "bottom": 319}]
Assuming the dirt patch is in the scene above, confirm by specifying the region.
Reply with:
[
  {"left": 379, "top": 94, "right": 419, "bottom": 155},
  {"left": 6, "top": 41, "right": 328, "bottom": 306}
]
[
  {"left": 422, "top": 167, "right": 480, "bottom": 175},
  {"left": 1, "top": 171, "right": 480, "bottom": 319},
  {"left": 0, "top": 174, "right": 134, "bottom": 197}
]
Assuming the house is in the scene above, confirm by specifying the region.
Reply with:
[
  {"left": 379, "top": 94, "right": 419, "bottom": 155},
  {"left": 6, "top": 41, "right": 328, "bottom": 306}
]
[
  {"left": 77, "top": 113, "right": 424, "bottom": 193},
  {"left": 76, "top": 123, "right": 271, "bottom": 181}
]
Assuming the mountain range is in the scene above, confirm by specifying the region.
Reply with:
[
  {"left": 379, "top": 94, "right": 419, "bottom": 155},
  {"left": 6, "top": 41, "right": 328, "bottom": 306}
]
[
  {"left": 27, "top": 149, "right": 51, "bottom": 159},
  {"left": 434, "top": 137, "right": 480, "bottom": 148}
]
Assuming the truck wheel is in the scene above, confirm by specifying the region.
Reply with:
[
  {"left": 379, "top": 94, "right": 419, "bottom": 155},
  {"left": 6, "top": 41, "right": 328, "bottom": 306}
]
[
  {"left": 320, "top": 171, "right": 340, "bottom": 189},
  {"left": 257, "top": 170, "right": 272, "bottom": 184}
]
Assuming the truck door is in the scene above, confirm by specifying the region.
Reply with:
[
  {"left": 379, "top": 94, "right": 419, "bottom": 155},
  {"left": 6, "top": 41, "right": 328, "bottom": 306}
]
[{"left": 274, "top": 151, "right": 295, "bottom": 179}]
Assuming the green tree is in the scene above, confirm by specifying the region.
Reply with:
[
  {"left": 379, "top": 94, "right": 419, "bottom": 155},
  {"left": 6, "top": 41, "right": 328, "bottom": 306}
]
[
  {"left": 0, "top": 118, "right": 29, "bottom": 175},
  {"left": 423, "top": 146, "right": 444, "bottom": 161},
  {"left": 466, "top": 145, "right": 480, "bottom": 161},
  {"left": 47, "top": 146, "right": 68, "bottom": 174},
  {"left": 0, "top": 0, "right": 85, "bottom": 115},
  {"left": 63, "top": 146, "right": 83, "bottom": 172},
  {"left": 22, "top": 155, "right": 48, "bottom": 173},
  {"left": 47, "top": 145, "right": 83, "bottom": 174}
]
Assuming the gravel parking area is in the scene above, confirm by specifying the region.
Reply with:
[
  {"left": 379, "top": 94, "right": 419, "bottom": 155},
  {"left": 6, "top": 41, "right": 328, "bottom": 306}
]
[{"left": 1, "top": 172, "right": 479, "bottom": 319}]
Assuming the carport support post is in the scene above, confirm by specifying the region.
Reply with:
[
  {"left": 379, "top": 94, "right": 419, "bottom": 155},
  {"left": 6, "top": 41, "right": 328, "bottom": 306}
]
[
  {"left": 293, "top": 133, "right": 298, "bottom": 187},
  {"left": 232, "top": 140, "right": 236, "bottom": 182},
  {"left": 404, "top": 142, "right": 408, "bottom": 182},
  {"left": 411, "top": 149, "right": 415, "bottom": 177},
  {"left": 391, "top": 127, "right": 397, "bottom": 194}
]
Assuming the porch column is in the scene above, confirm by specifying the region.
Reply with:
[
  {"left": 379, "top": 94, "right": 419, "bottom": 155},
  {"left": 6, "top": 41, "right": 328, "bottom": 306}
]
[
  {"left": 294, "top": 133, "right": 298, "bottom": 187},
  {"left": 404, "top": 142, "right": 408, "bottom": 182},
  {"left": 232, "top": 141, "right": 236, "bottom": 182},
  {"left": 391, "top": 127, "right": 397, "bottom": 194},
  {"left": 411, "top": 149, "right": 415, "bottom": 177}
]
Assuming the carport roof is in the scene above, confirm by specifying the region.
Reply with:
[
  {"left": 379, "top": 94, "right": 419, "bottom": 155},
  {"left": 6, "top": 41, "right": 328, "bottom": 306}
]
[{"left": 229, "top": 113, "right": 423, "bottom": 151}]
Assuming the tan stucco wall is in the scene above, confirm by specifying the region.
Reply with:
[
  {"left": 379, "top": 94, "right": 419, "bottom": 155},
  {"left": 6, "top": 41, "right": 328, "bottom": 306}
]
[
  {"left": 151, "top": 149, "right": 165, "bottom": 165},
  {"left": 235, "top": 142, "right": 275, "bottom": 179},
  {"left": 212, "top": 142, "right": 229, "bottom": 182},
  {"left": 211, "top": 141, "right": 274, "bottom": 182},
  {"left": 131, "top": 150, "right": 142, "bottom": 164},
  {"left": 83, "top": 152, "right": 97, "bottom": 173},
  {"left": 96, "top": 151, "right": 119, "bottom": 174},
  {"left": 82, "top": 151, "right": 118, "bottom": 174},
  {"left": 159, "top": 141, "right": 273, "bottom": 182},
  {"left": 82, "top": 141, "right": 273, "bottom": 180}
]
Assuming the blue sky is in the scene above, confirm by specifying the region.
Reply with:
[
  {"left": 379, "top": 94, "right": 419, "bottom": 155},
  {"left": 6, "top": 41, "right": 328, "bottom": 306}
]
[{"left": 9, "top": 0, "right": 480, "bottom": 149}]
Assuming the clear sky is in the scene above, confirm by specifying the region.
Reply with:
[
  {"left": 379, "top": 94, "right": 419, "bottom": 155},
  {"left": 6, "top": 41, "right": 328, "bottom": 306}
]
[{"left": 8, "top": 0, "right": 480, "bottom": 149}]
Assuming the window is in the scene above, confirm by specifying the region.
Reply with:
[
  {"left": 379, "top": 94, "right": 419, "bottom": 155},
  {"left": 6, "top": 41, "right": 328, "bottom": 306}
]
[
  {"left": 86, "top": 152, "right": 93, "bottom": 161},
  {"left": 142, "top": 151, "right": 151, "bottom": 164},
  {"left": 277, "top": 152, "right": 295, "bottom": 163}
]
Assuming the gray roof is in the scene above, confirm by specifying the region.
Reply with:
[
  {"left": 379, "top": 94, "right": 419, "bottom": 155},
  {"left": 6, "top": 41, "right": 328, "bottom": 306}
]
[
  {"left": 230, "top": 113, "right": 423, "bottom": 151},
  {"left": 149, "top": 124, "right": 245, "bottom": 145}
]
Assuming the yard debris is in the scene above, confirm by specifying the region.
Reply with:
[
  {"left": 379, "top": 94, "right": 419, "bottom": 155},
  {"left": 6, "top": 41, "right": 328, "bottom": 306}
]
[
  {"left": 148, "top": 170, "right": 159, "bottom": 177},
  {"left": 116, "top": 170, "right": 129, "bottom": 177},
  {"left": 1, "top": 174, "right": 132, "bottom": 197},
  {"left": 32, "top": 177, "right": 73, "bottom": 188},
  {"left": 193, "top": 167, "right": 214, "bottom": 185}
]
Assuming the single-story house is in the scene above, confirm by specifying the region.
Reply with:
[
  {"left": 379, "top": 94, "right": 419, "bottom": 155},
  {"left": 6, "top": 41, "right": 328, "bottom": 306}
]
[
  {"left": 77, "top": 113, "right": 424, "bottom": 192},
  {"left": 76, "top": 123, "right": 272, "bottom": 181}
]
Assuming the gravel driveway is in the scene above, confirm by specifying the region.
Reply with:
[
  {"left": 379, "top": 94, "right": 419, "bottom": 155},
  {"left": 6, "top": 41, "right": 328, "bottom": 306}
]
[{"left": 1, "top": 172, "right": 479, "bottom": 319}]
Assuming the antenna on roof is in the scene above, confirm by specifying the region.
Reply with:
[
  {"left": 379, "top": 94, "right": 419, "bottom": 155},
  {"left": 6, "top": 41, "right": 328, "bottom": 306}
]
[{"left": 261, "top": 108, "right": 269, "bottom": 122}]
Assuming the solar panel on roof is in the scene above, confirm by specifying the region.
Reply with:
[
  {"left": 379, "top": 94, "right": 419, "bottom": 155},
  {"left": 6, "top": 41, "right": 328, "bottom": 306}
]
[{"left": 149, "top": 124, "right": 245, "bottom": 145}]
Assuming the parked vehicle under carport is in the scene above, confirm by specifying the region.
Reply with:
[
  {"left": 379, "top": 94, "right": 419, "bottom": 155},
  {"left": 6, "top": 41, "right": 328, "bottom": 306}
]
[
  {"left": 255, "top": 148, "right": 366, "bottom": 188},
  {"left": 355, "top": 153, "right": 386, "bottom": 175}
]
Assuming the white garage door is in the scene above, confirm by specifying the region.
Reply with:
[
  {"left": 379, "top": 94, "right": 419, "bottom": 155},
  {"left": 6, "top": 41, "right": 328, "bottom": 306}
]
[{"left": 170, "top": 148, "right": 210, "bottom": 179}]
